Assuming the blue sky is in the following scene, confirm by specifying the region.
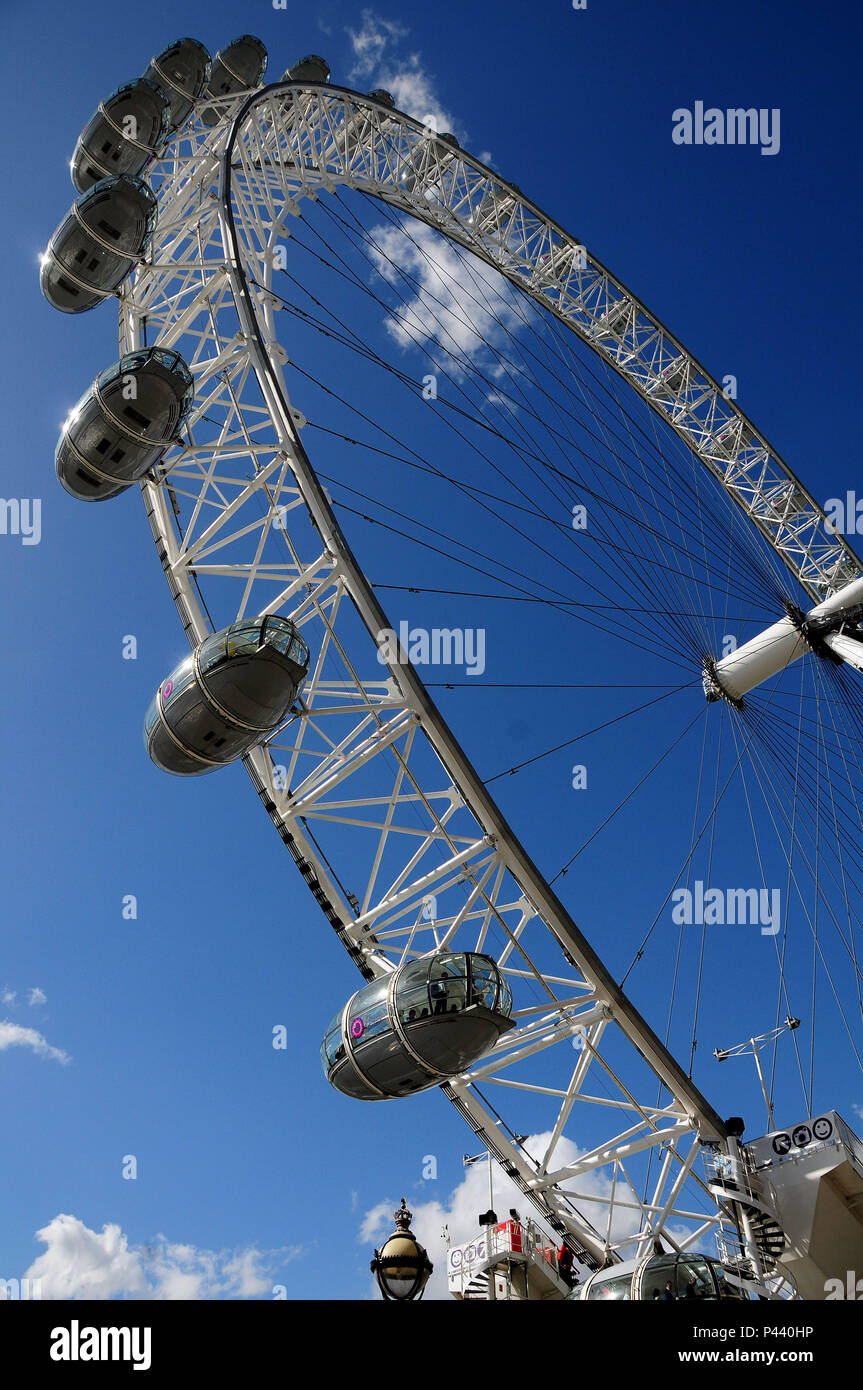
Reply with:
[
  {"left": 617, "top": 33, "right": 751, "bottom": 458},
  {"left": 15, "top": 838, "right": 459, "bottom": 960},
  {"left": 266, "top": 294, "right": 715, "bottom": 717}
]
[{"left": 1, "top": 0, "right": 861, "bottom": 1299}]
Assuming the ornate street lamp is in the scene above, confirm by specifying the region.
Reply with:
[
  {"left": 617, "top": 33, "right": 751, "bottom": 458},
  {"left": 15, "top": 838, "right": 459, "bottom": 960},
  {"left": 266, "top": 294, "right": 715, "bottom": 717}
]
[{"left": 371, "top": 1198, "right": 433, "bottom": 1301}]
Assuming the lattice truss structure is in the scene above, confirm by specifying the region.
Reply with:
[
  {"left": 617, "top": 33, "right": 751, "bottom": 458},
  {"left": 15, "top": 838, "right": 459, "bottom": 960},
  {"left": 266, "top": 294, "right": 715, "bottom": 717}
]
[{"left": 114, "top": 81, "right": 829, "bottom": 1282}]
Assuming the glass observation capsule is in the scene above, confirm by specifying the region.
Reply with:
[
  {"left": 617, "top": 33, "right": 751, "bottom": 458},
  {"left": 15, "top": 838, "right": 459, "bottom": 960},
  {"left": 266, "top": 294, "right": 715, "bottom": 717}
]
[
  {"left": 40, "top": 174, "right": 157, "bottom": 314},
  {"left": 145, "top": 37, "right": 211, "bottom": 129},
  {"left": 56, "top": 347, "right": 194, "bottom": 501},
  {"left": 567, "top": 1251, "right": 747, "bottom": 1301},
  {"left": 368, "top": 88, "right": 395, "bottom": 108},
  {"left": 71, "top": 78, "right": 171, "bottom": 193},
  {"left": 321, "top": 952, "right": 514, "bottom": 1101},
  {"left": 283, "top": 54, "right": 330, "bottom": 83},
  {"left": 199, "top": 35, "right": 267, "bottom": 125},
  {"left": 145, "top": 616, "right": 310, "bottom": 776}
]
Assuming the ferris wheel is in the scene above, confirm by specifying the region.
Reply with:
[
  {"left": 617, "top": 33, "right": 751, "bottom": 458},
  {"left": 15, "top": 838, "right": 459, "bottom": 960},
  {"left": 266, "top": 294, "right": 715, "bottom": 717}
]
[{"left": 40, "top": 35, "right": 863, "bottom": 1301}]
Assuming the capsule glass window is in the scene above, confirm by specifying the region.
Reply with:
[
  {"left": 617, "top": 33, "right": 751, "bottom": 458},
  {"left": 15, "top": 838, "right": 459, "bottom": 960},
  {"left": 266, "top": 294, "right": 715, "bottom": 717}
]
[
  {"left": 429, "top": 954, "right": 467, "bottom": 1014},
  {"left": 198, "top": 631, "right": 229, "bottom": 675},
  {"left": 321, "top": 1012, "right": 344, "bottom": 1069},
  {"left": 225, "top": 623, "right": 263, "bottom": 659},
  {"left": 288, "top": 637, "right": 308, "bottom": 667},
  {"left": 348, "top": 977, "right": 390, "bottom": 1044},
  {"left": 675, "top": 1257, "right": 718, "bottom": 1300},
  {"left": 81, "top": 175, "right": 158, "bottom": 245},
  {"left": 161, "top": 654, "right": 196, "bottom": 704},
  {"left": 586, "top": 1273, "right": 632, "bottom": 1301},
  {"left": 395, "top": 958, "right": 431, "bottom": 1021},
  {"left": 469, "top": 960, "right": 497, "bottom": 1010}
]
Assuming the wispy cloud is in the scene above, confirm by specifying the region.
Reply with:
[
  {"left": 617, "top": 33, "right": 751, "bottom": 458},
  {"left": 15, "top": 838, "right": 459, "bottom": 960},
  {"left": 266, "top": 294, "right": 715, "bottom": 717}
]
[
  {"left": 0, "top": 1021, "right": 69, "bottom": 1065},
  {"left": 381, "top": 61, "right": 455, "bottom": 135},
  {"left": 347, "top": 9, "right": 408, "bottom": 81},
  {"left": 346, "top": 9, "right": 457, "bottom": 135},
  {"left": 3, "top": 985, "right": 49, "bottom": 1007},
  {"left": 26, "top": 1214, "right": 302, "bottom": 1300},
  {"left": 368, "top": 217, "right": 522, "bottom": 374}
]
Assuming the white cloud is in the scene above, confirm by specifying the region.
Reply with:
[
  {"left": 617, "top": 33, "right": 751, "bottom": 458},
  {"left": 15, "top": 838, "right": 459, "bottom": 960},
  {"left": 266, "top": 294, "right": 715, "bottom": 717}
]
[
  {"left": 27, "top": 987, "right": 47, "bottom": 1006},
  {"left": 2, "top": 988, "right": 16, "bottom": 1005},
  {"left": 25, "top": 1214, "right": 301, "bottom": 1300},
  {"left": 345, "top": 9, "right": 457, "bottom": 135},
  {"left": 27, "top": 1216, "right": 148, "bottom": 1300},
  {"left": 380, "top": 60, "right": 455, "bottom": 136},
  {"left": 368, "top": 218, "right": 522, "bottom": 374},
  {"left": 347, "top": 9, "right": 408, "bottom": 81},
  {"left": 0, "top": 1020, "right": 69, "bottom": 1065}
]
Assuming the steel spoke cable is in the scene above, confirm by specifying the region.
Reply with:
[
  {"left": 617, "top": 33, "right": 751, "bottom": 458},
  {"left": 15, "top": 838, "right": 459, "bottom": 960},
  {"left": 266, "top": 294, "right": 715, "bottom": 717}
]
[
  {"left": 688, "top": 702, "right": 725, "bottom": 1077},
  {"left": 370, "top": 581, "right": 769, "bottom": 620},
  {"left": 813, "top": 662, "right": 863, "bottom": 1025},
  {"left": 345, "top": 187, "right": 793, "bottom": 616},
  {"left": 740, "top": 693, "right": 863, "bottom": 988},
  {"left": 289, "top": 350, "right": 708, "bottom": 665},
  {"left": 483, "top": 684, "right": 696, "bottom": 783},
  {"left": 620, "top": 672, "right": 797, "bottom": 985},
  {"left": 284, "top": 201, "right": 789, "bottom": 625},
  {"left": 329, "top": 490, "right": 696, "bottom": 671},
  {"left": 350, "top": 194, "right": 720, "bottom": 652},
  {"left": 274, "top": 253, "right": 767, "bottom": 633},
  {"left": 735, "top": 715, "right": 863, "bottom": 1082},
  {"left": 303, "top": 406, "right": 773, "bottom": 628},
  {"left": 727, "top": 699, "right": 809, "bottom": 1114},
  {"left": 549, "top": 706, "right": 707, "bottom": 885},
  {"left": 741, "top": 689, "right": 863, "bottom": 901}
]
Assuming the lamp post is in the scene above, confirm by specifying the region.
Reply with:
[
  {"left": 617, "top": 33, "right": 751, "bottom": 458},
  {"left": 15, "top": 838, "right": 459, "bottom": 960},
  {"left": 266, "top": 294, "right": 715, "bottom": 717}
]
[{"left": 371, "top": 1198, "right": 433, "bottom": 1301}]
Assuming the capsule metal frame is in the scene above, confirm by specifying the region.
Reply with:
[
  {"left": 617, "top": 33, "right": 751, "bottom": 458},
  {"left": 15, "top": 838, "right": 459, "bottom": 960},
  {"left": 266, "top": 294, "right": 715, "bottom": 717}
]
[
  {"left": 322, "top": 952, "right": 514, "bottom": 1101},
  {"left": 145, "top": 616, "right": 310, "bottom": 775},
  {"left": 145, "top": 37, "right": 212, "bottom": 130},
  {"left": 56, "top": 347, "right": 194, "bottom": 500},
  {"left": 71, "top": 77, "right": 172, "bottom": 192},
  {"left": 199, "top": 34, "right": 267, "bottom": 125},
  {"left": 41, "top": 173, "right": 158, "bottom": 313},
  {"left": 283, "top": 54, "right": 331, "bottom": 83}
]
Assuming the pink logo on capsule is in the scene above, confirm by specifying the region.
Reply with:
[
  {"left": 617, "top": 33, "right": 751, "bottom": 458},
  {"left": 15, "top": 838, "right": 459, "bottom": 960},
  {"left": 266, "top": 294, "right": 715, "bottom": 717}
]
[
  {"left": 351, "top": 1018, "right": 364, "bottom": 1039},
  {"left": 163, "top": 680, "right": 173, "bottom": 698}
]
